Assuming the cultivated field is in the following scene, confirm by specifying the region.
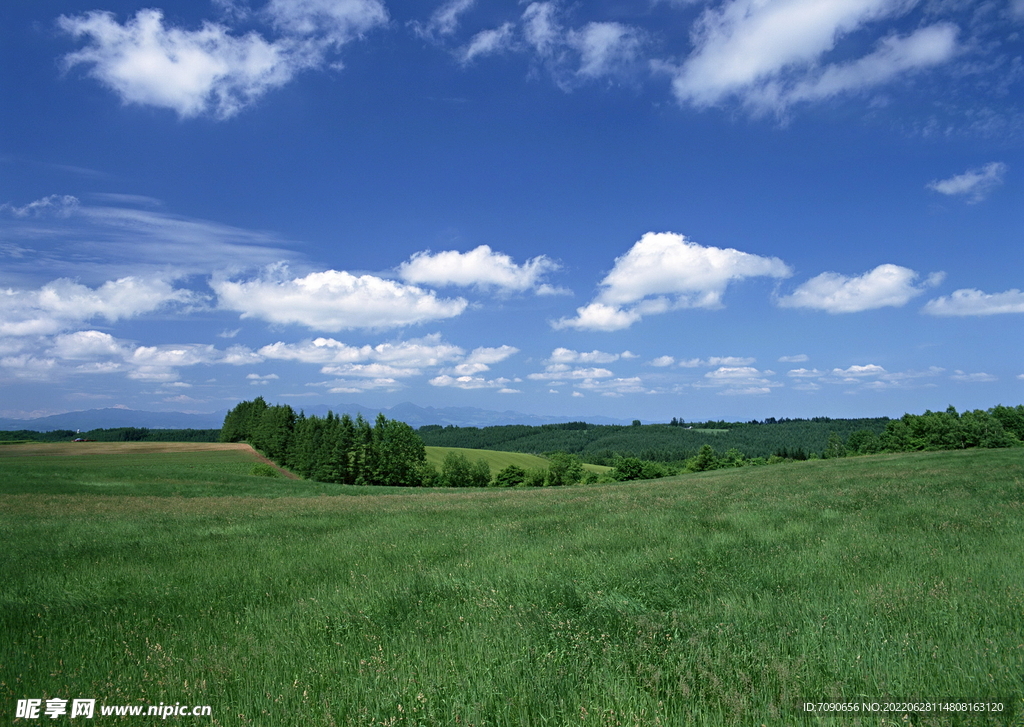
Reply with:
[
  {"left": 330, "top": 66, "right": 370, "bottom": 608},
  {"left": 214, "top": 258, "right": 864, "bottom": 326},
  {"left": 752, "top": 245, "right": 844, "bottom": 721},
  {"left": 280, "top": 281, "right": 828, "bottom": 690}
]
[
  {"left": 424, "top": 445, "right": 611, "bottom": 476},
  {"left": 1, "top": 445, "right": 1022, "bottom": 725}
]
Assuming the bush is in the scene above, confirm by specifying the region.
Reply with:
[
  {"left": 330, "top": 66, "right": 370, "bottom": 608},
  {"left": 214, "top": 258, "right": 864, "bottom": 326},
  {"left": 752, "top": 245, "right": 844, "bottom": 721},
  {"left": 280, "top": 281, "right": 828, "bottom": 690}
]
[{"left": 249, "top": 463, "right": 280, "bottom": 478}]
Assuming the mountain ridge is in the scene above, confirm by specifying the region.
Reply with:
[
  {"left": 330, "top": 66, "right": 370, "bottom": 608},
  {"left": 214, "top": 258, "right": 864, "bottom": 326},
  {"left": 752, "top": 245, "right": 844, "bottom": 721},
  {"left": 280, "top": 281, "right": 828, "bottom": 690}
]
[{"left": 0, "top": 403, "right": 635, "bottom": 432}]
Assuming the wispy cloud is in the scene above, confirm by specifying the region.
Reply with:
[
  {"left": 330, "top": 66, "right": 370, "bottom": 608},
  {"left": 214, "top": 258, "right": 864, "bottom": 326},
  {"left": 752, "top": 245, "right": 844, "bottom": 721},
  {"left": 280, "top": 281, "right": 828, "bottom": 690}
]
[
  {"left": 660, "top": 0, "right": 958, "bottom": 113},
  {"left": 923, "top": 288, "right": 1024, "bottom": 316},
  {"left": 927, "top": 162, "right": 1007, "bottom": 203}
]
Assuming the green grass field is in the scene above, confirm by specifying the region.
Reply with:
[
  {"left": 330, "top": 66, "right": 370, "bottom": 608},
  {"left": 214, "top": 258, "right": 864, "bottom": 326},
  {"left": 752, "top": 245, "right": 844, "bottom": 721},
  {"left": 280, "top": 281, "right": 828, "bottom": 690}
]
[
  {"left": 2, "top": 444, "right": 1022, "bottom": 726},
  {"left": 424, "top": 445, "right": 611, "bottom": 475}
]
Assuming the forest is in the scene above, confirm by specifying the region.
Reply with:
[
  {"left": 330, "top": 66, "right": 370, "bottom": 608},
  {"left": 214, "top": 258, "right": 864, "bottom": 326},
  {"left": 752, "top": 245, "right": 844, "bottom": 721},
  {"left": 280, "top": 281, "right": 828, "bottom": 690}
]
[
  {"left": 216, "top": 398, "right": 1023, "bottom": 487},
  {"left": 418, "top": 406, "right": 1024, "bottom": 464},
  {"left": 0, "top": 427, "right": 221, "bottom": 443}
]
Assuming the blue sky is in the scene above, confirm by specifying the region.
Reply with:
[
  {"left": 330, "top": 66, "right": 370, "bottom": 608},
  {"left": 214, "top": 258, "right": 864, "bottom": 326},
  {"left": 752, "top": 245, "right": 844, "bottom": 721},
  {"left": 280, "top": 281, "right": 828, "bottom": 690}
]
[{"left": 1, "top": 0, "right": 1022, "bottom": 423}]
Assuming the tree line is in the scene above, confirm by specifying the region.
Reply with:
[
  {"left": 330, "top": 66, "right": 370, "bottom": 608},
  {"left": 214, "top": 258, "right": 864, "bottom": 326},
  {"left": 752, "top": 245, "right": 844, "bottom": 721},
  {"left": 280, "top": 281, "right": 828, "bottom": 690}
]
[
  {"left": 220, "top": 397, "right": 429, "bottom": 486},
  {"left": 218, "top": 398, "right": 1022, "bottom": 487},
  {"left": 219, "top": 397, "right": 594, "bottom": 487}
]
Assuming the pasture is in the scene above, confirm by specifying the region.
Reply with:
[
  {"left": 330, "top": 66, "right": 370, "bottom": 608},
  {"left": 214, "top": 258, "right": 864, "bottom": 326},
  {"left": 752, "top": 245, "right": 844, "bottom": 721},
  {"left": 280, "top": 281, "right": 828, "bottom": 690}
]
[
  {"left": 424, "top": 445, "right": 611, "bottom": 476},
  {"left": 1, "top": 444, "right": 1023, "bottom": 725}
]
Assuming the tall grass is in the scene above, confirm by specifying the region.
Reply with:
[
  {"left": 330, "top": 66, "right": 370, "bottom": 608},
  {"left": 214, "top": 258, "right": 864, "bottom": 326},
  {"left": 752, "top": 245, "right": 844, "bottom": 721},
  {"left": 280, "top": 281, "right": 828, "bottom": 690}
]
[{"left": 2, "top": 448, "right": 1022, "bottom": 725}]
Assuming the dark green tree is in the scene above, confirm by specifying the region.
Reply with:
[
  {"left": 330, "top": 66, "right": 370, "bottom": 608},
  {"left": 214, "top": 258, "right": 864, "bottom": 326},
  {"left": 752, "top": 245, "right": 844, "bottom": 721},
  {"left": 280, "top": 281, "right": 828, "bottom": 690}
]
[
  {"left": 546, "top": 452, "right": 584, "bottom": 486},
  {"left": 494, "top": 464, "right": 526, "bottom": 487},
  {"left": 689, "top": 444, "right": 719, "bottom": 472}
]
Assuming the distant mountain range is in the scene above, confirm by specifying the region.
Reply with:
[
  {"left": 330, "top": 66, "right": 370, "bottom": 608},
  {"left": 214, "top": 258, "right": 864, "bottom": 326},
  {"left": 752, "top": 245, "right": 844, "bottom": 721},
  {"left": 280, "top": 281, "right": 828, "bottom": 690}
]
[{"left": 0, "top": 403, "right": 635, "bottom": 432}]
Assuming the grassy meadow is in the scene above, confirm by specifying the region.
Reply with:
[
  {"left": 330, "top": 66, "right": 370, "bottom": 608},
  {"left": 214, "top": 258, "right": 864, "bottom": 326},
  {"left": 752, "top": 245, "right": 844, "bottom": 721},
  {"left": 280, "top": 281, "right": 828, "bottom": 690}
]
[
  {"left": 424, "top": 445, "right": 611, "bottom": 476},
  {"left": 1, "top": 444, "right": 1023, "bottom": 725}
]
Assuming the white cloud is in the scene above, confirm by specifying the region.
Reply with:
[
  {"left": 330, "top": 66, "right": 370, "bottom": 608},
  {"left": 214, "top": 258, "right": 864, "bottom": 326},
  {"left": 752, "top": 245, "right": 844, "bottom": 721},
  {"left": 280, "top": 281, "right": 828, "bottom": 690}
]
[
  {"left": 413, "top": 0, "right": 476, "bottom": 40},
  {"left": 664, "top": 0, "right": 958, "bottom": 112},
  {"left": 778, "top": 353, "right": 809, "bottom": 362},
  {"left": 214, "top": 266, "right": 467, "bottom": 331},
  {"left": 59, "top": 2, "right": 387, "bottom": 119},
  {"left": 776, "top": 264, "right": 943, "bottom": 313},
  {"left": 568, "top": 22, "right": 643, "bottom": 78},
  {"left": 265, "top": 0, "right": 387, "bottom": 46},
  {"left": 59, "top": 10, "right": 301, "bottom": 119},
  {"left": 322, "top": 362, "right": 422, "bottom": 378},
  {"left": 927, "top": 162, "right": 1007, "bottom": 203},
  {"left": 678, "top": 356, "right": 756, "bottom": 368},
  {"left": 323, "top": 377, "right": 403, "bottom": 394},
  {"left": 554, "top": 232, "right": 790, "bottom": 330},
  {"left": 781, "top": 24, "right": 959, "bottom": 105},
  {"left": 650, "top": 355, "right": 675, "bottom": 367},
  {"left": 397, "top": 245, "right": 559, "bottom": 293},
  {"left": 429, "top": 374, "right": 514, "bottom": 389},
  {"left": 547, "top": 347, "right": 631, "bottom": 365},
  {"left": 49, "top": 330, "right": 129, "bottom": 360},
  {"left": 0, "top": 276, "right": 193, "bottom": 337},
  {"left": 247, "top": 372, "right": 279, "bottom": 385},
  {"left": 0, "top": 195, "right": 300, "bottom": 283},
  {"left": 258, "top": 334, "right": 467, "bottom": 368},
  {"left": 695, "top": 366, "right": 781, "bottom": 396},
  {"left": 576, "top": 376, "right": 651, "bottom": 396},
  {"left": 451, "top": 344, "right": 519, "bottom": 374},
  {"left": 790, "top": 363, "right": 946, "bottom": 390},
  {"left": 830, "top": 364, "right": 887, "bottom": 378},
  {"left": 522, "top": 2, "right": 561, "bottom": 57},
  {"left": 787, "top": 367, "right": 823, "bottom": 378},
  {"left": 551, "top": 302, "right": 642, "bottom": 332},
  {"left": 950, "top": 370, "right": 997, "bottom": 383},
  {"left": 1, "top": 329, "right": 261, "bottom": 384},
  {"left": 461, "top": 23, "right": 516, "bottom": 63},
  {"left": 923, "top": 288, "right": 1024, "bottom": 316},
  {"left": 456, "top": 2, "right": 645, "bottom": 82},
  {"left": 1, "top": 194, "right": 80, "bottom": 218},
  {"left": 528, "top": 364, "right": 614, "bottom": 381}
]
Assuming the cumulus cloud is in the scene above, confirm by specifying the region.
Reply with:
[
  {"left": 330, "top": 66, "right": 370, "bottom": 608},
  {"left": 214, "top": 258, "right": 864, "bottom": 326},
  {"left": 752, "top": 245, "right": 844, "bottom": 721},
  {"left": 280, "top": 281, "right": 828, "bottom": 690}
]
[
  {"left": 0, "top": 329, "right": 261, "bottom": 383},
  {"left": 776, "top": 264, "right": 943, "bottom": 313},
  {"left": 694, "top": 366, "right": 781, "bottom": 396},
  {"left": 0, "top": 277, "right": 193, "bottom": 337},
  {"left": 214, "top": 266, "right": 467, "bottom": 331},
  {"left": 922, "top": 288, "right": 1024, "bottom": 316},
  {"left": 397, "top": 245, "right": 559, "bottom": 293},
  {"left": 927, "top": 162, "right": 1007, "bottom": 203},
  {"left": 429, "top": 374, "right": 516, "bottom": 390},
  {"left": 59, "top": 2, "right": 387, "bottom": 119},
  {"left": 259, "top": 334, "right": 465, "bottom": 366},
  {"left": 547, "top": 347, "right": 634, "bottom": 365},
  {"left": 678, "top": 356, "right": 756, "bottom": 368},
  {"left": 663, "top": 0, "right": 958, "bottom": 113},
  {"left": 450, "top": 344, "right": 519, "bottom": 374},
  {"left": 796, "top": 363, "right": 946, "bottom": 390},
  {"left": 528, "top": 365, "right": 615, "bottom": 381},
  {"left": 553, "top": 232, "right": 791, "bottom": 331}
]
